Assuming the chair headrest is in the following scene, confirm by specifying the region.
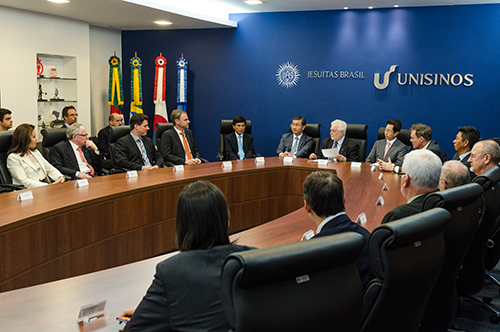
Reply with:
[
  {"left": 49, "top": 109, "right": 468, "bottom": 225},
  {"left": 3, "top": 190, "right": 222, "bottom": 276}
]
[
  {"left": 0, "top": 132, "right": 13, "bottom": 152},
  {"left": 156, "top": 123, "right": 174, "bottom": 138},
  {"left": 220, "top": 120, "right": 252, "bottom": 135},
  {"left": 226, "top": 232, "right": 364, "bottom": 288},
  {"left": 346, "top": 124, "right": 367, "bottom": 140},
  {"left": 41, "top": 128, "right": 67, "bottom": 147},
  {"left": 473, "top": 166, "right": 500, "bottom": 191},
  {"left": 371, "top": 208, "right": 450, "bottom": 250},
  {"left": 109, "top": 126, "right": 131, "bottom": 143},
  {"left": 423, "top": 183, "right": 483, "bottom": 211}
]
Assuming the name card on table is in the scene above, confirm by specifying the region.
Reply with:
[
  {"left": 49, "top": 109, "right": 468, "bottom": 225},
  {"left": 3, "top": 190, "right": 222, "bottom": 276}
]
[
  {"left": 222, "top": 161, "right": 232, "bottom": 168},
  {"left": 17, "top": 190, "right": 34, "bottom": 201},
  {"left": 382, "top": 183, "right": 389, "bottom": 191},
  {"left": 301, "top": 230, "right": 315, "bottom": 241},
  {"left": 75, "top": 179, "right": 89, "bottom": 187},
  {"left": 173, "top": 165, "right": 184, "bottom": 172},
  {"left": 255, "top": 157, "right": 265, "bottom": 163},
  {"left": 376, "top": 196, "right": 385, "bottom": 206},
  {"left": 356, "top": 212, "right": 367, "bottom": 225},
  {"left": 318, "top": 159, "right": 329, "bottom": 166},
  {"left": 351, "top": 162, "right": 362, "bottom": 168},
  {"left": 378, "top": 173, "right": 384, "bottom": 180},
  {"left": 371, "top": 165, "right": 377, "bottom": 172},
  {"left": 283, "top": 156, "right": 294, "bottom": 163},
  {"left": 76, "top": 299, "right": 109, "bottom": 324},
  {"left": 126, "top": 170, "right": 138, "bottom": 178}
]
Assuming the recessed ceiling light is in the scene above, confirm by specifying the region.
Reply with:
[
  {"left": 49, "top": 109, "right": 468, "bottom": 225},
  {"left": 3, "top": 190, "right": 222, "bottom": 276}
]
[
  {"left": 344, "top": 7, "right": 348, "bottom": 10},
  {"left": 394, "top": 4, "right": 399, "bottom": 7},
  {"left": 244, "top": 1, "right": 263, "bottom": 5},
  {"left": 154, "top": 20, "right": 172, "bottom": 25},
  {"left": 47, "top": 0, "right": 70, "bottom": 3},
  {"left": 368, "top": 6, "right": 374, "bottom": 9}
]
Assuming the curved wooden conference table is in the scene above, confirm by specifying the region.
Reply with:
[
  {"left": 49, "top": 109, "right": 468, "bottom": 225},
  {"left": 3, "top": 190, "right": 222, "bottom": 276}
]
[{"left": 0, "top": 158, "right": 405, "bottom": 331}]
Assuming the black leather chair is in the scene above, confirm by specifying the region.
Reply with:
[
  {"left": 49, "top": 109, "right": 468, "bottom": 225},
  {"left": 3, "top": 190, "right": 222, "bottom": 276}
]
[
  {"left": 288, "top": 123, "right": 321, "bottom": 156},
  {"left": 346, "top": 123, "right": 367, "bottom": 162},
  {"left": 419, "top": 183, "right": 484, "bottom": 332},
  {"left": 360, "top": 208, "right": 450, "bottom": 332},
  {"left": 218, "top": 119, "right": 255, "bottom": 161},
  {"left": 485, "top": 214, "right": 500, "bottom": 294},
  {"left": 40, "top": 128, "right": 67, "bottom": 161},
  {"left": 377, "top": 127, "right": 412, "bottom": 152},
  {"left": 0, "top": 131, "right": 24, "bottom": 193},
  {"left": 221, "top": 232, "right": 365, "bottom": 332},
  {"left": 155, "top": 122, "right": 174, "bottom": 149},
  {"left": 457, "top": 166, "right": 500, "bottom": 323},
  {"left": 108, "top": 125, "right": 132, "bottom": 173}
]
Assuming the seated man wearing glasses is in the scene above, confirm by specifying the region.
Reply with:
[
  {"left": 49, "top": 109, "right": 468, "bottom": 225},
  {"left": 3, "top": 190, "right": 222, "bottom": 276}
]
[{"left": 51, "top": 123, "right": 102, "bottom": 179}]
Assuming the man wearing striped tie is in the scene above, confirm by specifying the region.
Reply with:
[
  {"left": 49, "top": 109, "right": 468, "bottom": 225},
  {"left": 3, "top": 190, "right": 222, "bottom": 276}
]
[
  {"left": 365, "top": 119, "right": 408, "bottom": 172},
  {"left": 224, "top": 116, "right": 256, "bottom": 160},
  {"left": 115, "top": 114, "right": 164, "bottom": 170}
]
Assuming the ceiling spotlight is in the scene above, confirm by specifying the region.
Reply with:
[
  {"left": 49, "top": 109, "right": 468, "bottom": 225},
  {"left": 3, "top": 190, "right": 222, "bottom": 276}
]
[
  {"left": 394, "top": 4, "right": 399, "bottom": 7},
  {"left": 47, "top": 0, "right": 70, "bottom": 3},
  {"left": 244, "top": 1, "right": 263, "bottom": 5},
  {"left": 368, "top": 6, "right": 374, "bottom": 9},
  {"left": 344, "top": 7, "right": 348, "bottom": 10},
  {"left": 154, "top": 21, "right": 173, "bottom": 25}
]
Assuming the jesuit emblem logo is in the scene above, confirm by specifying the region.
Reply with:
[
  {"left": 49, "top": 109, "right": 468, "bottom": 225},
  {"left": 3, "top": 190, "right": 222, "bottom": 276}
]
[{"left": 276, "top": 62, "right": 300, "bottom": 88}]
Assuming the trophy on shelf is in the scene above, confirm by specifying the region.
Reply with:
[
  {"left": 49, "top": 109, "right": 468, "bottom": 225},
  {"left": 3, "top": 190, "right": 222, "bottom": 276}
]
[
  {"left": 51, "top": 110, "right": 65, "bottom": 128},
  {"left": 38, "top": 84, "right": 47, "bottom": 101},
  {"left": 50, "top": 88, "right": 63, "bottom": 101}
]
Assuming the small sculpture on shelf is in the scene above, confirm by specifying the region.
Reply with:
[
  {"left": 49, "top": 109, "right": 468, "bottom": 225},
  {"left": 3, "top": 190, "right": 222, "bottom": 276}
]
[
  {"left": 38, "top": 84, "right": 47, "bottom": 101},
  {"left": 50, "top": 88, "right": 64, "bottom": 101},
  {"left": 51, "top": 110, "right": 65, "bottom": 128}
]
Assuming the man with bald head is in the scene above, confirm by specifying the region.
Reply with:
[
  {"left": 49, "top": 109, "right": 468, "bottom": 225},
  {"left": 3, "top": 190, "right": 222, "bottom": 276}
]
[
  {"left": 439, "top": 160, "right": 470, "bottom": 191},
  {"left": 468, "top": 139, "right": 500, "bottom": 176}
]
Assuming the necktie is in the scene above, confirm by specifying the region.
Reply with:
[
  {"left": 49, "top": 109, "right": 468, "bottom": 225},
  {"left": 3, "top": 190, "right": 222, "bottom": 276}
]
[
  {"left": 137, "top": 138, "right": 152, "bottom": 166},
  {"left": 290, "top": 137, "right": 299, "bottom": 156},
  {"left": 238, "top": 135, "right": 244, "bottom": 160},
  {"left": 180, "top": 132, "right": 193, "bottom": 160},
  {"left": 383, "top": 141, "right": 391, "bottom": 159},
  {"left": 77, "top": 147, "right": 94, "bottom": 175},
  {"left": 333, "top": 140, "right": 338, "bottom": 149}
]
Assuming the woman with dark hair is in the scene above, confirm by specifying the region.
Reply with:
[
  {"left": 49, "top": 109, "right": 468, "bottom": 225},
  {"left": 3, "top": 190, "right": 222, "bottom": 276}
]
[
  {"left": 7, "top": 123, "right": 64, "bottom": 188},
  {"left": 126, "top": 180, "right": 253, "bottom": 332}
]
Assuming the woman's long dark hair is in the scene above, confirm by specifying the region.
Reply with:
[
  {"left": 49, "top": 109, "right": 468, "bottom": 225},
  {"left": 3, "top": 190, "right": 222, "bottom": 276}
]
[
  {"left": 8, "top": 123, "right": 35, "bottom": 157},
  {"left": 176, "top": 181, "right": 232, "bottom": 251}
]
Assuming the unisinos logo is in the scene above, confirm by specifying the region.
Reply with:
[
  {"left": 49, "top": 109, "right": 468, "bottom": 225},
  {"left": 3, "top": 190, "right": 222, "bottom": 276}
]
[
  {"left": 374, "top": 64, "right": 474, "bottom": 90},
  {"left": 276, "top": 62, "right": 300, "bottom": 88}
]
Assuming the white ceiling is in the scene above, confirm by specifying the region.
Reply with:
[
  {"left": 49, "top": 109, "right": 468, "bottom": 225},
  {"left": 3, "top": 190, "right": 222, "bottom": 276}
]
[{"left": 0, "top": 0, "right": 498, "bottom": 30}]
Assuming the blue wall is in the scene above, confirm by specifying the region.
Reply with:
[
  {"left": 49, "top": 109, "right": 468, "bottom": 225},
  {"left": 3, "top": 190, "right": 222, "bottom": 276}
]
[{"left": 122, "top": 4, "right": 500, "bottom": 161}]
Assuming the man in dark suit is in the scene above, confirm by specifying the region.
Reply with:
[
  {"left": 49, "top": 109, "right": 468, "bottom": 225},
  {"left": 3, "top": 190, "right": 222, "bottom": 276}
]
[
  {"left": 409, "top": 123, "right": 449, "bottom": 163},
  {"left": 115, "top": 113, "right": 163, "bottom": 170},
  {"left": 51, "top": 123, "right": 102, "bottom": 179},
  {"left": 224, "top": 116, "right": 256, "bottom": 160},
  {"left": 303, "top": 171, "right": 374, "bottom": 287},
  {"left": 366, "top": 119, "right": 408, "bottom": 172},
  {"left": 276, "top": 115, "right": 313, "bottom": 159},
  {"left": 160, "top": 109, "right": 203, "bottom": 165},
  {"left": 97, "top": 113, "right": 122, "bottom": 169},
  {"left": 309, "top": 119, "right": 360, "bottom": 162},
  {"left": 381, "top": 149, "right": 442, "bottom": 224},
  {"left": 452, "top": 126, "right": 480, "bottom": 169},
  {"left": 62, "top": 105, "right": 78, "bottom": 128}
]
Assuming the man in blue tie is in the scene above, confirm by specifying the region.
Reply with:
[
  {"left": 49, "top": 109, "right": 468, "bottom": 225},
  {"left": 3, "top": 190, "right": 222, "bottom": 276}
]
[
  {"left": 276, "top": 115, "right": 313, "bottom": 159},
  {"left": 224, "top": 116, "right": 256, "bottom": 160},
  {"left": 115, "top": 113, "right": 164, "bottom": 170}
]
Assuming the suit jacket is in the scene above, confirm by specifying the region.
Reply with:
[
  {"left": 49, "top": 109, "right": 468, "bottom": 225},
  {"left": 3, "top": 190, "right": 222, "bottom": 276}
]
[
  {"left": 7, "top": 150, "right": 62, "bottom": 188},
  {"left": 426, "top": 140, "right": 449, "bottom": 163},
  {"left": 224, "top": 132, "right": 256, "bottom": 160},
  {"left": 365, "top": 138, "right": 408, "bottom": 166},
  {"left": 313, "top": 213, "right": 375, "bottom": 287},
  {"left": 317, "top": 136, "right": 360, "bottom": 162},
  {"left": 160, "top": 128, "right": 201, "bottom": 165},
  {"left": 51, "top": 140, "right": 102, "bottom": 179},
  {"left": 127, "top": 245, "right": 254, "bottom": 332},
  {"left": 276, "top": 132, "right": 314, "bottom": 159},
  {"left": 97, "top": 125, "right": 112, "bottom": 157},
  {"left": 115, "top": 134, "right": 163, "bottom": 170},
  {"left": 381, "top": 193, "right": 433, "bottom": 224}
]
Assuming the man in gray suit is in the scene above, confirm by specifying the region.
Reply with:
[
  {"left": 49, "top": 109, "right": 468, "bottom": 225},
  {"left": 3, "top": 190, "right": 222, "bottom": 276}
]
[
  {"left": 276, "top": 115, "right": 313, "bottom": 159},
  {"left": 366, "top": 119, "right": 408, "bottom": 172}
]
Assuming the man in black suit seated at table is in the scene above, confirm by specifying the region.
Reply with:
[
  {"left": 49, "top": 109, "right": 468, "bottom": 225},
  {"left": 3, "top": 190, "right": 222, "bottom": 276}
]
[
  {"left": 115, "top": 113, "right": 163, "bottom": 171},
  {"left": 409, "top": 123, "right": 449, "bottom": 163},
  {"left": 276, "top": 115, "right": 313, "bottom": 159},
  {"left": 160, "top": 109, "right": 203, "bottom": 165},
  {"left": 438, "top": 160, "right": 470, "bottom": 191},
  {"left": 224, "top": 116, "right": 256, "bottom": 160},
  {"left": 303, "top": 171, "right": 375, "bottom": 287},
  {"left": 62, "top": 105, "right": 78, "bottom": 128},
  {"left": 97, "top": 113, "right": 122, "bottom": 169},
  {"left": 51, "top": 123, "right": 102, "bottom": 180},
  {"left": 452, "top": 126, "right": 480, "bottom": 170},
  {"left": 381, "top": 149, "right": 442, "bottom": 224},
  {"left": 309, "top": 119, "right": 360, "bottom": 162},
  {"left": 366, "top": 119, "right": 408, "bottom": 173}
]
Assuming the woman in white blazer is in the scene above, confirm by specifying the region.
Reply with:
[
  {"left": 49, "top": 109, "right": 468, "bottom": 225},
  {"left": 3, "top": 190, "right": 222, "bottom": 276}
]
[{"left": 7, "top": 123, "right": 64, "bottom": 188}]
